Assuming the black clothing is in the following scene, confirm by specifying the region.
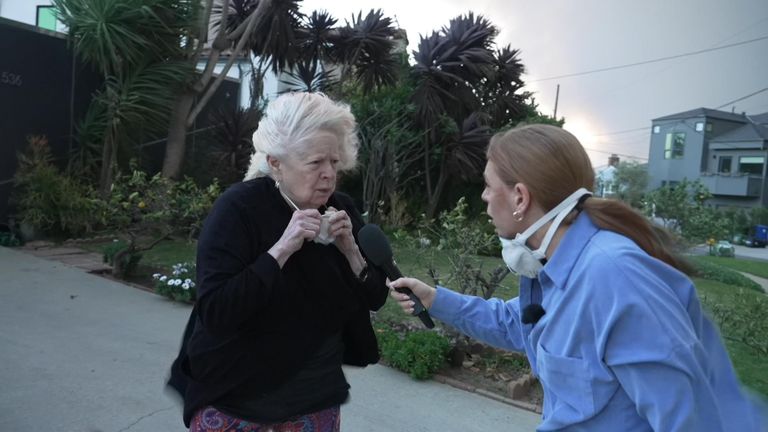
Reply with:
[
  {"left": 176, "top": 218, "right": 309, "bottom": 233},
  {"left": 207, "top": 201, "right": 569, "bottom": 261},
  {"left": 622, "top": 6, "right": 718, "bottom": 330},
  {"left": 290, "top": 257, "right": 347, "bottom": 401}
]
[
  {"left": 216, "top": 332, "right": 349, "bottom": 423},
  {"left": 167, "top": 177, "right": 388, "bottom": 427}
]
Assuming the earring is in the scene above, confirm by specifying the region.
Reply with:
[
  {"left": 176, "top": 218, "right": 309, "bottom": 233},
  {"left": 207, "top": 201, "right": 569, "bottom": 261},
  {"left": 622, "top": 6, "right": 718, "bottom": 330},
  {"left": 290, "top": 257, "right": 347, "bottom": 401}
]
[
  {"left": 512, "top": 210, "right": 524, "bottom": 222},
  {"left": 275, "top": 179, "right": 280, "bottom": 189}
]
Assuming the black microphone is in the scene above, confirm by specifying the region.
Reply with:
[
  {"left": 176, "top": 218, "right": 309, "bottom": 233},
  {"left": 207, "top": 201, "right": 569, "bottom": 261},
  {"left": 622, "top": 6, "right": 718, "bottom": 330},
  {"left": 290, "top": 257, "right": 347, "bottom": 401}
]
[
  {"left": 358, "top": 224, "right": 435, "bottom": 329},
  {"left": 521, "top": 304, "right": 546, "bottom": 325}
]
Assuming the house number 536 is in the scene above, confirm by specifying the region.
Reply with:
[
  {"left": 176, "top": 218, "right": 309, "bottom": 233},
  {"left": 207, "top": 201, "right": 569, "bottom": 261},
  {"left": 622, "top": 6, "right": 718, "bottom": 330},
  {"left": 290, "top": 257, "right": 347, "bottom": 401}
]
[{"left": 1, "top": 71, "right": 23, "bottom": 87}]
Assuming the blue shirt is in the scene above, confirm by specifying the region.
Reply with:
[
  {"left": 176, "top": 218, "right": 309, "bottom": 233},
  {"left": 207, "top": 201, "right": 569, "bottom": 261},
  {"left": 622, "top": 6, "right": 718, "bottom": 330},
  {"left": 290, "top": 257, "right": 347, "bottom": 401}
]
[{"left": 430, "top": 212, "right": 767, "bottom": 431}]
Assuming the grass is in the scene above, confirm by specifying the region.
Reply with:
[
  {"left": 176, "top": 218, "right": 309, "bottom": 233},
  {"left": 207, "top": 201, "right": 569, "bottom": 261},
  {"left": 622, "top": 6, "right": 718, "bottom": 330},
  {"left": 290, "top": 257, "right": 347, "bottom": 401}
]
[
  {"left": 80, "top": 237, "right": 197, "bottom": 269},
  {"left": 690, "top": 255, "right": 768, "bottom": 280}
]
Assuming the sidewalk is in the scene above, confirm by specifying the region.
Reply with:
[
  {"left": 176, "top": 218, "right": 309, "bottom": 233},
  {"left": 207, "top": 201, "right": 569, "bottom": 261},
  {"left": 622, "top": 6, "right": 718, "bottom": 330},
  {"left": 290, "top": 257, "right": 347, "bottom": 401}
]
[{"left": 0, "top": 246, "right": 541, "bottom": 431}]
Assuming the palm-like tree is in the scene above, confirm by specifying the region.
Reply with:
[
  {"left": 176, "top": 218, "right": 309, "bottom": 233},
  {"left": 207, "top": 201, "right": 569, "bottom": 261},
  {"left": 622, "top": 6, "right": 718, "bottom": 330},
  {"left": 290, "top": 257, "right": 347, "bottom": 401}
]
[
  {"left": 161, "top": 1, "right": 401, "bottom": 179},
  {"left": 53, "top": 0, "right": 196, "bottom": 195},
  {"left": 411, "top": 13, "right": 528, "bottom": 218}
]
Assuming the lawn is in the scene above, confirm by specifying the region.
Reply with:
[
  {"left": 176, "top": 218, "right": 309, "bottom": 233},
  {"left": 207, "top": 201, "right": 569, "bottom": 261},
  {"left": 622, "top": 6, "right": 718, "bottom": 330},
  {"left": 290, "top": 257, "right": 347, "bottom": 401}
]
[{"left": 690, "top": 255, "right": 768, "bottom": 279}]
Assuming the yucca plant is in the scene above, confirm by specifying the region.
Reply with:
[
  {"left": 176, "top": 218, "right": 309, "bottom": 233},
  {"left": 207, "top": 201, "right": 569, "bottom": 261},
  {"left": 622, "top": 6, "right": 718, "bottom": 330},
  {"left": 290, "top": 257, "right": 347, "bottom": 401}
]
[
  {"left": 411, "top": 13, "right": 529, "bottom": 218},
  {"left": 52, "top": 0, "right": 198, "bottom": 194}
]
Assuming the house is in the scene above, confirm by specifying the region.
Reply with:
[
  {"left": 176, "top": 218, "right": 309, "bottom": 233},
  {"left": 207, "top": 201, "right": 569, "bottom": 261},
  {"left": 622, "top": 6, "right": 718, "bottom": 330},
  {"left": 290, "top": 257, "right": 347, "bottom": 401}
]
[{"left": 647, "top": 108, "right": 768, "bottom": 209}]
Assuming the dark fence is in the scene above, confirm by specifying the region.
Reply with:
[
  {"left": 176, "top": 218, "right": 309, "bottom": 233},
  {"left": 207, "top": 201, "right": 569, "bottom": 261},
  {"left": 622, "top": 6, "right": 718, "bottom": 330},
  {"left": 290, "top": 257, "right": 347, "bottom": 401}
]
[
  {"left": 0, "top": 18, "right": 100, "bottom": 223},
  {"left": 0, "top": 17, "right": 239, "bottom": 226}
]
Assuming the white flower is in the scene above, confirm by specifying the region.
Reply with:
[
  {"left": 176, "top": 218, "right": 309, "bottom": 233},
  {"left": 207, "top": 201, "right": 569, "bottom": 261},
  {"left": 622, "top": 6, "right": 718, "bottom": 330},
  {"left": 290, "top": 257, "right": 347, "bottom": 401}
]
[
  {"left": 182, "top": 283, "right": 190, "bottom": 290},
  {"left": 152, "top": 273, "right": 161, "bottom": 279},
  {"left": 189, "top": 282, "right": 196, "bottom": 288},
  {"left": 159, "top": 275, "right": 167, "bottom": 282},
  {"left": 167, "top": 280, "right": 174, "bottom": 286},
  {"left": 185, "top": 279, "right": 192, "bottom": 284},
  {"left": 172, "top": 270, "right": 180, "bottom": 276}
]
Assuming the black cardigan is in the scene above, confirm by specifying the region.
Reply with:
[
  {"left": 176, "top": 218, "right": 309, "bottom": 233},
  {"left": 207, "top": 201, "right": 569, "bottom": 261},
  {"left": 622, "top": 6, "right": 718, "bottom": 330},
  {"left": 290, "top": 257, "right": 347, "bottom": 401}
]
[{"left": 167, "top": 177, "right": 388, "bottom": 426}]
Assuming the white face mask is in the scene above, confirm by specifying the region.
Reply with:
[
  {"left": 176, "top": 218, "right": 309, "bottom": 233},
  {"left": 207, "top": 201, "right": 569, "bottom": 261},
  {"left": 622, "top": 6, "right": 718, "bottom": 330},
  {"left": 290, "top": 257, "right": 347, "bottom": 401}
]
[{"left": 499, "top": 188, "right": 591, "bottom": 278}]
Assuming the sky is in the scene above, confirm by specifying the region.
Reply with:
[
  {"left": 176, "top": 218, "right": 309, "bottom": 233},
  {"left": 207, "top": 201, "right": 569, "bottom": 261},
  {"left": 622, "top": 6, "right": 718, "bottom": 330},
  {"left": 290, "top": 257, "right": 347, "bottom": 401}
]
[{"left": 301, "top": 0, "right": 768, "bottom": 168}]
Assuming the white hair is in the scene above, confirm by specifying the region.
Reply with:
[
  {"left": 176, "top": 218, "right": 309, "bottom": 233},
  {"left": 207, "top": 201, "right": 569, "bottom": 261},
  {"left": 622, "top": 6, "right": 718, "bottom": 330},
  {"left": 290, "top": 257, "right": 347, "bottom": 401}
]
[{"left": 244, "top": 92, "right": 359, "bottom": 180}]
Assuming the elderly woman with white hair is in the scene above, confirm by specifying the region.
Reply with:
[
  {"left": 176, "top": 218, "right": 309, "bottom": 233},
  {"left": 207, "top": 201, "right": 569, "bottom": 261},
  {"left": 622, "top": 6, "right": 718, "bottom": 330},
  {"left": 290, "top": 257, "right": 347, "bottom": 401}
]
[{"left": 168, "top": 92, "right": 388, "bottom": 432}]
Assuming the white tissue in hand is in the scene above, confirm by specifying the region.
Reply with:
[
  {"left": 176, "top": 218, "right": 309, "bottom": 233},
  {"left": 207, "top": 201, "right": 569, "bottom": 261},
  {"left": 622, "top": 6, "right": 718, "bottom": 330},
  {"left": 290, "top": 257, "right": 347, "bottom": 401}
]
[{"left": 314, "top": 210, "right": 336, "bottom": 245}]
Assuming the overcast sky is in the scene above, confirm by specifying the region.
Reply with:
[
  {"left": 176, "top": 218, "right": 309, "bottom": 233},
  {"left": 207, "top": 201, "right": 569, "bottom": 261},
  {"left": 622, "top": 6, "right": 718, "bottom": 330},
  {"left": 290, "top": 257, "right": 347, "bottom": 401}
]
[{"left": 302, "top": 0, "right": 768, "bottom": 167}]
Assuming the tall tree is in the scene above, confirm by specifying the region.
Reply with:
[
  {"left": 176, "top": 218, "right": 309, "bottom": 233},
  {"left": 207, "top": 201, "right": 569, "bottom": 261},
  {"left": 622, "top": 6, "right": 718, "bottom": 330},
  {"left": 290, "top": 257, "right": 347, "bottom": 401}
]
[
  {"left": 411, "top": 13, "right": 529, "bottom": 218},
  {"left": 161, "top": 1, "right": 400, "bottom": 178},
  {"left": 613, "top": 160, "right": 648, "bottom": 209},
  {"left": 53, "top": 0, "right": 196, "bottom": 195}
]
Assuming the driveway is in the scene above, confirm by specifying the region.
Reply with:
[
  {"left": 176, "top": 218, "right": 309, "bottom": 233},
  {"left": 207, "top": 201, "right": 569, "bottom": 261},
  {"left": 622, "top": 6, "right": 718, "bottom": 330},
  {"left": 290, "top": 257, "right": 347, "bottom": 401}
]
[{"left": 0, "top": 246, "right": 541, "bottom": 431}]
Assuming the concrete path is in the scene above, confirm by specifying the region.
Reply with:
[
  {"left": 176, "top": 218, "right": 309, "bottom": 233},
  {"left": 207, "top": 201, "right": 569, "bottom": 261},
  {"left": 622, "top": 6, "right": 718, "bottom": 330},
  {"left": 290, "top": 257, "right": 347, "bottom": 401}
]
[
  {"left": 739, "top": 271, "right": 768, "bottom": 294},
  {"left": 0, "top": 246, "right": 541, "bottom": 432}
]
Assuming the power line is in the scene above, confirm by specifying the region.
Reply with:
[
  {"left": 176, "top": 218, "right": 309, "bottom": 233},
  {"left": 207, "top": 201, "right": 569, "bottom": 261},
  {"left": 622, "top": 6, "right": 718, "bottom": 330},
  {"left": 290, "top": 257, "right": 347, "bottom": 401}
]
[
  {"left": 583, "top": 146, "right": 648, "bottom": 161},
  {"left": 586, "top": 86, "right": 768, "bottom": 138},
  {"left": 593, "top": 126, "right": 649, "bottom": 137},
  {"left": 530, "top": 35, "right": 768, "bottom": 82},
  {"left": 714, "top": 87, "right": 768, "bottom": 110}
]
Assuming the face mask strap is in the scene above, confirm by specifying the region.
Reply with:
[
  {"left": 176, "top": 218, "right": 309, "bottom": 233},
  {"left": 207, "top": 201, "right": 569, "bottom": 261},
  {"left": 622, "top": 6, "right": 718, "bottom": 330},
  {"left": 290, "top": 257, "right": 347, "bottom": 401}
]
[
  {"left": 515, "top": 188, "right": 591, "bottom": 242},
  {"left": 533, "top": 188, "right": 592, "bottom": 257}
]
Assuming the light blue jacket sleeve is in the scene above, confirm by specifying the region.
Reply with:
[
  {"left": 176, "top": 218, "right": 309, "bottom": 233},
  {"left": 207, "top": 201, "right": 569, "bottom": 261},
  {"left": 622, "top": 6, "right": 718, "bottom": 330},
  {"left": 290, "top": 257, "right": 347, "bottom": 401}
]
[{"left": 429, "top": 286, "right": 526, "bottom": 353}]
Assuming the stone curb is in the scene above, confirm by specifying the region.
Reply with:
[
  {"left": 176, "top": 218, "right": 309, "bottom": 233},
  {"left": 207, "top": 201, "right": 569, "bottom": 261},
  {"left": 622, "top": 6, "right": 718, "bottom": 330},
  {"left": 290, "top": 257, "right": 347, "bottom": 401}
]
[{"left": 433, "top": 373, "right": 541, "bottom": 414}]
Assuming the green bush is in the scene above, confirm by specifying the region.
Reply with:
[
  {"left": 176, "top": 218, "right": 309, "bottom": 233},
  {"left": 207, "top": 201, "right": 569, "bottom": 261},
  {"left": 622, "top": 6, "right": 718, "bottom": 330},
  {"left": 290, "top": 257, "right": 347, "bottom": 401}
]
[
  {"left": 12, "top": 135, "right": 105, "bottom": 238},
  {"left": 691, "top": 258, "right": 762, "bottom": 292},
  {"left": 701, "top": 289, "right": 768, "bottom": 357},
  {"left": 0, "top": 231, "right": 22, "bottom": 247},
  {"left": 377, "top": 324, "right": 451, "bottom": 380}
]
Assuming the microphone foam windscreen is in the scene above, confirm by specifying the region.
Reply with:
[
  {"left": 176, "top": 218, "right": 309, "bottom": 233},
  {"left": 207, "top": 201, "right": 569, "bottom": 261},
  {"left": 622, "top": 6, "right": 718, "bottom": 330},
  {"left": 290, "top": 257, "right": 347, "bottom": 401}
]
[{"left": 358, "top": 224, "right": 393, "bottom": 266}]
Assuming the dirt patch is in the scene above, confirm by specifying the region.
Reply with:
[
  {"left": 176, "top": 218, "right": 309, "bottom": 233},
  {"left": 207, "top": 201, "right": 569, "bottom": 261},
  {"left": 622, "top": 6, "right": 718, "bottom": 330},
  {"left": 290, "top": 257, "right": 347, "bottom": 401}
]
[{"left": 436, "top": 347, "right": 543, "bottom": 411}]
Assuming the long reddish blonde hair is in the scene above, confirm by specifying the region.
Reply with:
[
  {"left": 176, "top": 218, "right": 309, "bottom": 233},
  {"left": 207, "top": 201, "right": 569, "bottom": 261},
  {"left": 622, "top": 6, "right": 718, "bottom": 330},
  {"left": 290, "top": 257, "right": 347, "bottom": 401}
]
[{"left": 487, "top": 124, "right": 690, "bottom": 273}]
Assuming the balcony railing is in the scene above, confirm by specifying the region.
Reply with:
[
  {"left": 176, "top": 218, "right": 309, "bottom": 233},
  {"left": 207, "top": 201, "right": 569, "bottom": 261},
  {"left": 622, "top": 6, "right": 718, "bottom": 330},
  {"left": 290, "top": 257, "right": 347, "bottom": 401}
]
[{"left": 699, "top": 172, "right": 763, "bottom": 197}]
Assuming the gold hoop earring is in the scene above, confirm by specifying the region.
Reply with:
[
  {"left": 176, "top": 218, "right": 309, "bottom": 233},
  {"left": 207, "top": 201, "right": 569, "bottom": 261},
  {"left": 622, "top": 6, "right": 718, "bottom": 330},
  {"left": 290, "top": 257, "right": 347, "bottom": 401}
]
[{"left": 512, "top": 210, "right": 524, "bottom": 222}]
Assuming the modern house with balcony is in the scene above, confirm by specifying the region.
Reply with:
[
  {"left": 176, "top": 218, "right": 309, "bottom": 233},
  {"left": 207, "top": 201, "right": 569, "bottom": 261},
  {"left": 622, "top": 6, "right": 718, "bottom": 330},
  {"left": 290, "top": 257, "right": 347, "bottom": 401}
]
[{"left": 647, "top": 108, "right": 768, "bottom": 209}]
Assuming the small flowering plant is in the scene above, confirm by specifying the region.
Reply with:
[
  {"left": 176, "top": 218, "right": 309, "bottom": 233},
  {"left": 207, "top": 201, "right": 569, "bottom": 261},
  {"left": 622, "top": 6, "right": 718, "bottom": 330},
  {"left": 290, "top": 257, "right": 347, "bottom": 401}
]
[{"left": 153, "top": 262, "right": 197, "bottom": 303}]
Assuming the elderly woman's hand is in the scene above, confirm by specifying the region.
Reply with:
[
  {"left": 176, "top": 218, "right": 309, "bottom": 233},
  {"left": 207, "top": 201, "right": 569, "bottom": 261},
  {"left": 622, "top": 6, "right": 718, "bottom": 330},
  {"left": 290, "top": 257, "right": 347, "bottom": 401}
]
[
  {"left": 325, "top": 207, "right": 355, "bottom": 254},
  {"left": 268, "top": 209, "right": 322, "bottom": 267},
  {"left": 325, "top": 207, "right": 367, "bottom": 276}
]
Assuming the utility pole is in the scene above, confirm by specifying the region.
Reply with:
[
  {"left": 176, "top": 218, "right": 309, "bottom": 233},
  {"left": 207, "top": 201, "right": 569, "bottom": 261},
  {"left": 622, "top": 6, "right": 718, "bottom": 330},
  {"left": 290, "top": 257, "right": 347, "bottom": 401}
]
[{"left": 553, "top": 84, "right": 560, "bottom": 119}]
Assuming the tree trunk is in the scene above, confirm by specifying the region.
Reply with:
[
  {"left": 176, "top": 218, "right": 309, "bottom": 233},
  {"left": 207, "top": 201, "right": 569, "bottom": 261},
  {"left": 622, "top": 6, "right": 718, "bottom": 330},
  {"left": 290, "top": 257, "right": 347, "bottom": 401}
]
[
  {"left": 162, "top": 91, "right": 196, "bottom": 179},
  {"left": 98, "top": 128, "right": 116, "bottom": 198}
]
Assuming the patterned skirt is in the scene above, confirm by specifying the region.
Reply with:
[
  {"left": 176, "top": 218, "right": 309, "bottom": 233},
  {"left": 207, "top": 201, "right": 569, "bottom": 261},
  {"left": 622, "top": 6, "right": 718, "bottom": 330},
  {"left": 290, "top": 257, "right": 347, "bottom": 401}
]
[{"left": 189, "top": 405, "right": 341, "bottom": 432}]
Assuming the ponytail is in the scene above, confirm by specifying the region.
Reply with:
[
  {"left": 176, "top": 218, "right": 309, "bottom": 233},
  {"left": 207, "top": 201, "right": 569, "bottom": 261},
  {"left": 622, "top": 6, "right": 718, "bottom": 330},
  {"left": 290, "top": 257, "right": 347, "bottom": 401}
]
[{"left": 582, "top": 198, "right": 692, "bottom": 275}]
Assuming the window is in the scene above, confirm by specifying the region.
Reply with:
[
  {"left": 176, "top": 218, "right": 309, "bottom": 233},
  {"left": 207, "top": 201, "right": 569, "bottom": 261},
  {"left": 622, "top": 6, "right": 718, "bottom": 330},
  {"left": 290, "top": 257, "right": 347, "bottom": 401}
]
[
  {"left": 718, "top": 156, "right": 732, "bottom": 173},
  {"left": 653, "top": 125, "right": 660, "bottom": 134},
  {"left": 36, "top": 6, "right": 58, "bottom": 31},
  {"left": 739, "top": 156, "right": 765, "bottom": 175},
  {"left": 664, "top": 133, "right": 685, "bottom": 159},
  {"left": 695, "top": 122, "right": 704, "bottom": 132}
]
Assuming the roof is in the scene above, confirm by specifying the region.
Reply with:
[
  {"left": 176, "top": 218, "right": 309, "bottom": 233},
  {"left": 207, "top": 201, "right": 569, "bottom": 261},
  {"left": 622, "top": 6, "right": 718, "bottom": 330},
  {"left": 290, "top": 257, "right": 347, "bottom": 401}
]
[
  {"left": 653, "top": 107, "right": 748, "bottom": 123},
  {"left": 710, "top": 122, "right": 768, "bottom": 143},
  {"left": 750, "top": 112, "right": 768, "bottom": 125}
]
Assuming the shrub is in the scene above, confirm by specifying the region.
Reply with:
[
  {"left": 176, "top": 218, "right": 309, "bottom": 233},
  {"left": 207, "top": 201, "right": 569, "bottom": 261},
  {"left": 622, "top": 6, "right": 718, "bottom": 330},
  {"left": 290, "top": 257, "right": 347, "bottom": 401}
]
[
  {"left": 153, "top": 262, "right": 196, "bottom": 303},
  {"left": 691, "top": 258, "right": 762, "bottom": 292},
  {"left": 377, "top": 324, "right": 451, "bottom": 380},
  {"left": 702, "top": 290, "right": 768, "bottom": 357},
  {"left": 12, "top": 135, "right": 105, "bottom": 238},
  {"left": 420, "top": 197, "right": 509, "bottom": 299},
  {"left": 0, "top": 231, "right": 22, "bottom": 247}
]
